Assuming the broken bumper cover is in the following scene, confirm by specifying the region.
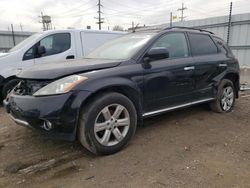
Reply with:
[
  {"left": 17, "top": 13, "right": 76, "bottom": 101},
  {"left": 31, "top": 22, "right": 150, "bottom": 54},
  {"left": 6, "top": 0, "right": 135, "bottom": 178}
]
[{"left": 4, "top": 90, "right": 91, "bottom": 141}]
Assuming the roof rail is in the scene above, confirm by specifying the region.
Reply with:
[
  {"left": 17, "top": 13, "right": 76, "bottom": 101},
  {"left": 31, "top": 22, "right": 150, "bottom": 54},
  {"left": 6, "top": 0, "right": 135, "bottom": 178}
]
[
  {"left": 164, "top": 26, "right": 214, "bottom": 34},
  {"left": 132, "top": 26, "right": 163, "bottom": 32}
]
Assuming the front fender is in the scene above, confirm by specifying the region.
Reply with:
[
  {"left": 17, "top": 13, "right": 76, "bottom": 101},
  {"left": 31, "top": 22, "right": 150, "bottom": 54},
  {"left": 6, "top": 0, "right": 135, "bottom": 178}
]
[
  {"left": 0, "top": 68, "right": 22, "bottom": 80},
  {"left": 75, "top": 76, "right": 142, "bottom": 94},
  {"left": 74, "top": 76, "right": 143, "bottom": 120}
]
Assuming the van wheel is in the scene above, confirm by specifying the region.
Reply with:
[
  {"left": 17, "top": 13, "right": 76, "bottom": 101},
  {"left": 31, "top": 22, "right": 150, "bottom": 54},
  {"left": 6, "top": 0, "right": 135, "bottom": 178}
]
[
  {"left": 78, "top": 92, "right": 137, "bottom": 155},
  {"left": 210, "top": 79, "right": 236, "bottom": 113},
  {"left": 2, "top": 79, "right": 20, "bottom": 99}
]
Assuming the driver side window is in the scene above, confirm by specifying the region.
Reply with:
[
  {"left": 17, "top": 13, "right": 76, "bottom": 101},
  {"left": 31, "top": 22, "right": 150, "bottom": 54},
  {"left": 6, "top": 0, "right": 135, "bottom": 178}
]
[
  {"left": 39, "top": 33, "right": 71, "bottom": 57},
  {"left": 40, "top": 35, "right": 53, "bottom": 52},
  {"left": 152, "top": 33, "right": 189, "bottom": 58},
  {"left": 23, "top": 33, "right": 71, "bottom": 61}
]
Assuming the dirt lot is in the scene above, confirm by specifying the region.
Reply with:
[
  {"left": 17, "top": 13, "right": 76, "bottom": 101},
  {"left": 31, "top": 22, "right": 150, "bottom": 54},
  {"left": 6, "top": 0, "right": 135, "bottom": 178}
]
[{"left": 0, "top": 91, "right": 250, "bottom": 188}]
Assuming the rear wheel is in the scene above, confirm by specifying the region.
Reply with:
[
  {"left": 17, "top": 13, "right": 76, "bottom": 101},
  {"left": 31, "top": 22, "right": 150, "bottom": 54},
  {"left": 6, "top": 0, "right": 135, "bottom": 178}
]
[
  {"left": 78, "top": 92, "right": 137, "bottom": 155},
  {"left": 210, "top": 79, "right": 236, "bottom": 113}
]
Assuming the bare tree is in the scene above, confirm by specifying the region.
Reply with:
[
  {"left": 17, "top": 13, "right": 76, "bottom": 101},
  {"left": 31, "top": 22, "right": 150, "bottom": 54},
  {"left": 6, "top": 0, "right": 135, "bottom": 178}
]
[{"left": 113, "top": 25, "right": 124, "bottom": 31}]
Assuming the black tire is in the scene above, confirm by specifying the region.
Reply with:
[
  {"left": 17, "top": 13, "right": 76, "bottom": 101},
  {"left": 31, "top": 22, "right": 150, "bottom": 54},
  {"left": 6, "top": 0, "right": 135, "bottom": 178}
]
[
  {"left": 210, "top": 79, "right": 236, "bottom": 113},
  {"left": 78, "top": 92, "right": 137, "bottom": 155},
  {"left": 2, "top": 79, "right": 20, "bottom": 99}
]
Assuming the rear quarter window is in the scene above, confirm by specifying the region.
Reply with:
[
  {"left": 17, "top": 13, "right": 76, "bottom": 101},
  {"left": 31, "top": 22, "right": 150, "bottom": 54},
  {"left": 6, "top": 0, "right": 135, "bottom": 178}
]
[
  {"left": 212, "top": 36, "right": 232, "bottom": 55},
  {"left": 188, "top": 33, "right": 218, "bottom": 56}
]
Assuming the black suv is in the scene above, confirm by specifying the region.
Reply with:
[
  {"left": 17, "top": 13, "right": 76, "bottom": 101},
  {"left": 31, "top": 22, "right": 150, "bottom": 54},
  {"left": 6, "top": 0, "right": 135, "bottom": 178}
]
[{"left": 4, "top": 27, "right": 240, "bottom": 155}]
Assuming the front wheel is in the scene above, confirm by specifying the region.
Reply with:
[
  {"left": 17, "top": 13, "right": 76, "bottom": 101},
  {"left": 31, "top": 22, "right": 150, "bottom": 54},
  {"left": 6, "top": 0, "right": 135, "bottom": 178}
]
[
  {"left": 210, "top": 79, "right": 236, "bottom": 113},
  {"left": 2, "top": 79, "right": 20, "bottom": 99},
  {"left": 78, "top": 92, "right": 137, "bottom": 155}
]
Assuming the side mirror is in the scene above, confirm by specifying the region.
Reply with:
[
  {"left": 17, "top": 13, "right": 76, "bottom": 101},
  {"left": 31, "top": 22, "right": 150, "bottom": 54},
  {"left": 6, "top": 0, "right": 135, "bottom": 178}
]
[
  {"left": 145, "top": 47, "right": 169, "bottom": 62},
  {"left": 37, "top": 46, "right": 46, "bottom": 56}
]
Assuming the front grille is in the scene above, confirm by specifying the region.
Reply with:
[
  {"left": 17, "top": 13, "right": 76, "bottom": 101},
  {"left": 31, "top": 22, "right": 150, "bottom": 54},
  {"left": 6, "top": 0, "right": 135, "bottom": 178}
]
[{"left": 13, "top": 80, "right": 51, "bottom": 95}]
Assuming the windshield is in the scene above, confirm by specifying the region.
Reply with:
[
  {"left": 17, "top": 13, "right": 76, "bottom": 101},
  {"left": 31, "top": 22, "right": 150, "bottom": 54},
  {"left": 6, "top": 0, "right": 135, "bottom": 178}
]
[
  {"left": 86, "top": 33, "right": 155, "bottom": 60},
  {"left": 9, "top": 33, "right": 42, "bottom": 52}
]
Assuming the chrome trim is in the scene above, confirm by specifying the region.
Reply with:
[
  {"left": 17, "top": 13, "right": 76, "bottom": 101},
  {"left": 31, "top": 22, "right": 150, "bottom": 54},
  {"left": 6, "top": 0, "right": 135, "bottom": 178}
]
[
  {"left": 143, "top": 98, "right": 214, "bottom": 117},
  {"left": 184, "top": 66, "right": 195, "bottom": 71},
  {"left": 9, "top": 114, "right": 31, "bottom": 127},
  {"left": 219, "top": 63, "right": 227, "bottom": 67}
]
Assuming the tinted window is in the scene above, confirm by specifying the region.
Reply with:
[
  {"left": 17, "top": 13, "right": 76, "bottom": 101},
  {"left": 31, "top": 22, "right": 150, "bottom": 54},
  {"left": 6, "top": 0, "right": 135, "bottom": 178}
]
[
  {"left": 188, "top": 33, "right": 218, "bottom": 56},
  {"left": 212, "top": 37, "right": 229, "bottom": 54},
  {"left": 40, "top": 33, "right": 71, "bottom": 57},
  {"left": 152, "top": 33, "right": 189, "bottom": 58}
]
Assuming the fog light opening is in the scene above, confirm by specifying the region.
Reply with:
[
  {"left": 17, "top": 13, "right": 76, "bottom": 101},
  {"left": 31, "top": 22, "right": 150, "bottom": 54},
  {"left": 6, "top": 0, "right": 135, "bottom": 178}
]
[{"left": 43, "top": 120, "right": 53, "bottom": 131}]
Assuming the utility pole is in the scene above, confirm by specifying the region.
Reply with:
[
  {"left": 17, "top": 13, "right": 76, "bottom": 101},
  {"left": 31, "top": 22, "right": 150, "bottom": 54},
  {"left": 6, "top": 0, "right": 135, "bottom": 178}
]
[
  {"left": 40, "top": 12, "right": 46, "bottom": 31},
  {"left": 11, "top": 24, "right": 16, "bottom": 46},
  {"left": 177, "top": 3, "right": 187, "bottom": 22},
  {"left": 95, "top": 0, "right": 104, "bottom": 30},
  {"left": 132, "top": 21, "right": 134, "bottom": 31},
  {"left": 20, "top": 23, "right": 23, "bottom": 32},
  {"left": 170, "top": 12, "right": 173, "bottom": 27},
  {"left": 227, "top": 2, "right": 233, "bottom": 44}
]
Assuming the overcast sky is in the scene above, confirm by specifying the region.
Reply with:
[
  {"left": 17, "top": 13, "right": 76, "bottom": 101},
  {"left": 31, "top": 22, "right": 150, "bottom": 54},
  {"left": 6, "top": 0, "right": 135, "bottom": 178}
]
[{"left": 0, "top": 0, "right": 250, "bottom": 32}]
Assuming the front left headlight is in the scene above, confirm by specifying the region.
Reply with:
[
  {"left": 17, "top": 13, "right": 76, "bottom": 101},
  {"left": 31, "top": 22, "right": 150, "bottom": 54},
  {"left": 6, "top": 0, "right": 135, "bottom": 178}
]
[{"left": 33, "top": 75, "right": 88, "bottom": 96}]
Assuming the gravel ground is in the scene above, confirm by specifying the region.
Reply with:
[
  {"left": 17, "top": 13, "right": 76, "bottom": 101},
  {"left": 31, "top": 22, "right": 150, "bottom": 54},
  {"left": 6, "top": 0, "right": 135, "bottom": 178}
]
[{"left": 0, "top": 91, "right": 250, "bottom": 188}]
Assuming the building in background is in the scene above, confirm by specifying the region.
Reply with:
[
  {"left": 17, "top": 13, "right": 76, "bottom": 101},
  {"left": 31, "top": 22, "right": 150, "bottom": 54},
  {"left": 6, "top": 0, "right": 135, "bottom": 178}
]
[
  {"left": 145, "top": 13, "right": 250, "bottom": 68},
  {"left": 0, "top": 31, "right": 34, "bottom": 52}
]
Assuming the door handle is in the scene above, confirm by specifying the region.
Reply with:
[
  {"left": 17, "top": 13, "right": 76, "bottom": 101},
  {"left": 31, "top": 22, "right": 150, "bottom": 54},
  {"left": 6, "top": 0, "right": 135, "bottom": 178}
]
[
  {"left": 66, "top": 55, "right": 75, "bottom": 60},
  {"left": 184, "top": 66, "right": 195, "bottom": 71}
]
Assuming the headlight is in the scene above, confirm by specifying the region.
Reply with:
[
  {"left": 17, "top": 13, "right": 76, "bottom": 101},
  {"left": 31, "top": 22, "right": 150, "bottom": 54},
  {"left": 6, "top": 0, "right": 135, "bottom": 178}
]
[{"left": 33, "top": 75, "right": 87, "bottom": 96}]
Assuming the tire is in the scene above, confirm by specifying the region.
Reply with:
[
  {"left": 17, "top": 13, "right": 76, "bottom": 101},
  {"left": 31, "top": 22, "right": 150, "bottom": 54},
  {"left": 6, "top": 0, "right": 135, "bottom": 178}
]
[
  {"left": 2, "top": 79, "right": 20, "bottom": 99},
  {"left": 210, "top": 79, "right": 236, "bottom": 113},
  {"left": 78, "top": 92, "right": 137, "bottom": 155}
]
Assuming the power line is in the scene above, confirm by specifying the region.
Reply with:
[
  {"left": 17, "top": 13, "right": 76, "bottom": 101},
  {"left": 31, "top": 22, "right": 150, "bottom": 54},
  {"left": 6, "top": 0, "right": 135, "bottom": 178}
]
[
  {"left": 103, "top": 0, "right": 176, "bottom": 15},
  {"left": 52, "top": 4, "right": 97, "bottom": 18},
  {"left": 54, "top": 10, "right": 96, "bottom": 19},
  {"left": 103, "top": 0, "right": 176, "bottom": 12},
  {"left": 49, "top": 0, "right": 93, "bottom": 16}
]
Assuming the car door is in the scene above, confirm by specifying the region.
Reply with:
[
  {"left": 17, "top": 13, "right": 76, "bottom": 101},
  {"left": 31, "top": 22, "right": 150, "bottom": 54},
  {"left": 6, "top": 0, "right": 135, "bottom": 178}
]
[
  {"left": 34, "top": 32, "right": 76, "bottom": 64},
  {"left": 187, "top": 33, "right": 226, "bottom": 100},
  {"left": 143, "top": 32, "right": 196, "bottom": 113}
]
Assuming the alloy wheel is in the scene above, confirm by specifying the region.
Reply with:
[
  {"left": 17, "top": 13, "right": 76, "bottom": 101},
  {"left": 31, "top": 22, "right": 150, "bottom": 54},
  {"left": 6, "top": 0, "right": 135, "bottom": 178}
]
[
  {"left": 94, "top": 104, "right": 130, "bottom": 146},
  {"left": 221, "top": 86, "right": 234, "bottom": 111}
]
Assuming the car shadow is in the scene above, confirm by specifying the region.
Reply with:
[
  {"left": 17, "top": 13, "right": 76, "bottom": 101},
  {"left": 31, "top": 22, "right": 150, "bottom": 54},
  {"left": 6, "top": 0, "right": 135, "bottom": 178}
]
[{"left": 1, "top": 102, "right": 211, "bottom": 177}]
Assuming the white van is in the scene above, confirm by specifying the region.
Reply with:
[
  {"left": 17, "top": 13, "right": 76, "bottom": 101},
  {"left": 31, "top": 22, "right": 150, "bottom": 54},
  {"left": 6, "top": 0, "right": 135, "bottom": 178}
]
[{"left": 0, "top": 29, "right": 125, "bottom": 98}]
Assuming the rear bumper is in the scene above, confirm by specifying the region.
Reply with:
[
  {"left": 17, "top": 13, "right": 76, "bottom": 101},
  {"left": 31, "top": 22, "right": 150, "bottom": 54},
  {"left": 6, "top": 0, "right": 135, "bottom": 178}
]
[{"left": 4, "top": 90, "right": 92, "bottom": 141}]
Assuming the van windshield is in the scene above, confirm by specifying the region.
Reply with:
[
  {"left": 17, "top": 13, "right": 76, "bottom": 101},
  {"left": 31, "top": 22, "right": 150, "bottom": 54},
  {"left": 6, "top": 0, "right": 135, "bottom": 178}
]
[
  {"left": 9, "top": 33, "right": 42, "bottom": 52},
  {"left": 86, "top": 33, "right": 155, "bottom": 60}
]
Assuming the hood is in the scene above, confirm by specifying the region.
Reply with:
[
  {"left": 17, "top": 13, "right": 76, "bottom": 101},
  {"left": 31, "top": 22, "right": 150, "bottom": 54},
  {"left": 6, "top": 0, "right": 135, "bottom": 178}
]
[{"left": 18, "top": 58, "right": 122, "bottom": 80}]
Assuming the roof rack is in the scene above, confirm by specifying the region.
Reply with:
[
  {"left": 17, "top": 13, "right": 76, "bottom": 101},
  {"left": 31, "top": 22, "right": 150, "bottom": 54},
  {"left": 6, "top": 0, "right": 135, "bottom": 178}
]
[{"left": 164, "top": 26, "right": 214, "bottom": 34}]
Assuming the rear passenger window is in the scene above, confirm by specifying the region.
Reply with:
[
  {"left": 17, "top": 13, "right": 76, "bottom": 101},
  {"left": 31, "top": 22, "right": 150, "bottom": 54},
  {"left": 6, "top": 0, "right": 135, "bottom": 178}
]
[
  {"left": 188, "top": 33, "right": 218, "bottom": 56},
  {"left": 152, "top": 33, "right": 189, "bottom": 58}
]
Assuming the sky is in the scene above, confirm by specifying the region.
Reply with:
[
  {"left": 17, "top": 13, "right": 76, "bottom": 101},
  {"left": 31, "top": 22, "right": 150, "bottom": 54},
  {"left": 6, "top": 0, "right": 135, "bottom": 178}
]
[{"left": 0, "top": 0, "right": 250, "bottom": 32}]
